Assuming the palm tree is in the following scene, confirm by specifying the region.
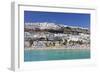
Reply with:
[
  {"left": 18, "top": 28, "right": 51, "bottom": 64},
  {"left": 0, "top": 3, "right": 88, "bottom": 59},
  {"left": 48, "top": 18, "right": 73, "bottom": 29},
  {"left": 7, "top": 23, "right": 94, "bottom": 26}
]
[{"left": 28, "top": 38, "right": 33, "bottom": 47}]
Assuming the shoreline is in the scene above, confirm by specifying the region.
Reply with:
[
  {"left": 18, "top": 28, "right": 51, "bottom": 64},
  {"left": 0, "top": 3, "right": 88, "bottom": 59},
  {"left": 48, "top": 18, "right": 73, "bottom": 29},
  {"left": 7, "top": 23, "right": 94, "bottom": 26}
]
[{"left": 24, "top": 46, "right": 90, "bottom": 51}]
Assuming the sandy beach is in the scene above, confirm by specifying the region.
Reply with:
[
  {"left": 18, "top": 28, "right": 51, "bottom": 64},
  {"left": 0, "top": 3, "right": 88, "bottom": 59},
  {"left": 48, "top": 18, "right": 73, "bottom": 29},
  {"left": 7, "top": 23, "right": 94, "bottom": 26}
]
[{"left": 24, "top": 44, "right": 90, "bottom": 50}]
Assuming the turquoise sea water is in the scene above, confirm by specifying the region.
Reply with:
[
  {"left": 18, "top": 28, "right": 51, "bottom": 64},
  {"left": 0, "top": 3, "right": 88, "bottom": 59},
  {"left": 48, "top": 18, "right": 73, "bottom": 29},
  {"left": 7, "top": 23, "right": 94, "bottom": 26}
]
[{"left": 24, "top": 49, "right": 90, "bottom": 62}]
